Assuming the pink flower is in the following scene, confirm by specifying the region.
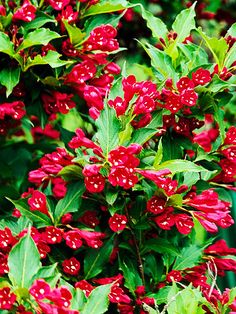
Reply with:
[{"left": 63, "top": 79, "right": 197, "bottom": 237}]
[
  {"left": 12, "top": 1, "right": 36, "bottom": 22},
  {"left": 77, "top": 229, "right": 105, "bottom": 248},
  {"left": 109, "top": 214, "right": 127, "bottom": 232},
  {"left": 62, "top": 257, "right": 80, "bottom": 276},
  {"left": 65, "top": 60, "right": 97, "bottom": 85},
  {"left": 28, "top": 190, "right": 48, "bottom": 215},
  {"left": 48, "top": 0, "right": 70, "bottom": 10},
  {"left": 29, "top": 279, "right": 51, "bottom": 300}
]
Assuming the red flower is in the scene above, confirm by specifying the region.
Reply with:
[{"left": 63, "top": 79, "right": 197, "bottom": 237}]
[
  {"left": 146, "top": 196, "right": 166, "bottom": 215},
  {"left": 224, "top": 126, "right": 236, "bottom": 145},
  {"left": 174, "top": 213, "right": 194, "bottom": 235},
  {"left": 180, "top": 88, "right": 198, "bottom": 107},
  {"left": 109, "top": 285, "right": 131, "bottom": 304},
  {"left": 221, "top": 146, "right": 236, "bottom": 163},
  {"left": 192, "top": 68, "right": 211, "bottom": 86},
  {"left": 28, "top": 190, "right": 48, "bottom": 215},
  {"left": 64, "top": 230, "right": 83, "bottom": 250},
  {"left": 109, "top": 214, "right": 127, "bottom": 232},
  {"left": 75, "top": 280, "right": 94, "bottom": 297},
  {"left": 0, "top": 101, "right": 26, "bottom": 120},
  {"left": 0, "top": 256, "right": 9, "bottom": 275},
  {"left": 84, "top": 173, "right": 106, "bottom": 193},
  {"left": 0, "top": 228, "right": 15, "bottom": 249},
  {"left": 65, "top": 60, "right": 97, "bottom": 85},
  {"left": 166, "top": 270, "right": 182, "bottom": 282},
  {"left": 78, "top": 210, "right": 100, "bottom": 228},
  {"left": 134, "top": 95, "right": 156, "bottom": 115},
  {"left": 0, "top": 287, "right": 16, "bottom": 310},
  {"left": 77, "top": 229, "right": 105, "bottom": 248},
  {"left": 48, "top": 0, "right": 70, "bottom": 10},
  {"left": 41, "top": 91, "right": 76, "bottom": 114},
  {"left": 176, "top": 77, "right": 194, "bottom": 92},
  {"left": 205, "top": 239, "right": 236, "bottom": 256},
  {"left": 42, "top": 226, "right": 63, "bottom": 244},
  {"left": 108, "top": 166, "right": 139, "bottom": 189},
  {"left": 108, "top": 97, "right": 128, "bottom": 116},
  {"left": 83, "top": 86, "right": 104, "bottom": 110},
  {"left": 12, "top": 0, "right": 36, "bottom": 22},
  {"left": 29, "top": 279, "right": 51, "bottom": 300},
  {"left": 153, "top": 207, "right": 175, "bottom": 230},
  {"left": 62, "top": 257, "right": 80, "bottom": 276},
  {"left": 47, "top": 286, "right": 72, "bottom": 308}
]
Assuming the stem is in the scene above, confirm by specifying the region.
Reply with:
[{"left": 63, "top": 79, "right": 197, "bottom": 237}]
[{"left": 124, "top": 204, "right": 145, "bottom": 286}]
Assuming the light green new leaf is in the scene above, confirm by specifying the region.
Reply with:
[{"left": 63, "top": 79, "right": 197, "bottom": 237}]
[
  {"left": 140, "top": 7, "right": 168, "bottom": 42},
  {"left": 130, "top": 128, "right": 157, "bottom": 146},
  {"left": 140, "top": 42, "right": 177, "bottom": 80},
  {"left": 154, "top": 159, "right": 208, "bottom": 174},
  {"left": 54, "top": 181, "right": 85, "bottom": 224},
  {"left": 197, "top": 27, "right": 228, "bottom": 70},
  {"left": 17, "top": 28, "right": 61, "bottom": 51},
  {"left": 172, "top": 2, "right": 196, "bottom": 43},
  {"left": 0, "top": 67, "right": 20, "bottom": 97},
  {"left": 82, "top": 0, "right": 128, "bottom": 18},
  {"left": 173, "top": 245, "right": 203, "bottom": 270},
  {"left": 33, "top": 263, "right": 58, "bottom": 281},
  {"left": 224, "top": 42, "right": 236, "bottom": 68},
  {"left": 71, "top": 288, "right": 86, "bottom": 311},
  {"left": 63, "top": 20, "right": 86, "bottom": 46},
  {"left": 95, "top": 104, "right": 121, "bottom": 157},
  {"left": 0, "top": 32, "right": 15, "bottom": 56},
  {"left": 8, "top": 233, "right": 41, "bottom": 288},
  {"left": 81, "top": 284, "right": 111, "bottom": 314},
  {"left": 226, "top": 22, "right": 236, "bottom": 37},
  {"left": 23, "top": 50, "right": 73, "bottom": 71},
  {"left": 7, "top": 198, "right": 52, "bottom": 228}
]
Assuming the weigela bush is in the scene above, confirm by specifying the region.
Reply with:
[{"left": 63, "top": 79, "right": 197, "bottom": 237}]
[{"left": 0, "top": 0, "right": 236, "bottom": 313}]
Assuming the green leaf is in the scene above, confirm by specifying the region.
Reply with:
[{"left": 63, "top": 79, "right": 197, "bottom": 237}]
[
  {"left": 84, "top": 237, "right": 114, "bottom": 279},
  {"left": 154, "top": 159, "right": 208, "bottom": 174},
  {"left": 197, "top": 27, "right": 229, "bottom": 70},
  {"left": 82, "top": 0, "right": 128, "bottom": 18},
  {"left": 81, "top": 284, "right": 111, "bottom": 314},
  {"left": 227, "top": 22, "right": 236, "bottom": 37},
  {"left": 0, "top": 67, "right": 20, "bottom": 97},
  {"left": 130, "top": 128, "right": 157, "bottom": 145},
  {"left": 177, "top": 43, "right": 209, "bottom": 70},
  {"left": 58, "top": 165, "right": 83, "bottom": 181},
  {"left": 141, "top": 238, "right": 180, "bottom": 256},
  {"left": 7, "top": 198, "right": 52, "bottom": 228},
  {"left": 172, "top": 2, "right": 196, "bottom": 43},
  {"left": 71, "top": 288, "right": 86, "bottom": 311},
  {"left": 0, "top": 32, "right": 15, "bottom": 56},
  {"left": 8, "top": 233, "right": 41, "bottom": 288},
  {"left": 140, "top": 7, "right": 168, "bottom": 42},
  {"left": 22, "top": 12, "right": 56, "bottom": 33},
  {"left": 17, "top": 28, "right": 61, "bottom": 51},
  {"left": 119, "top": 257, "right": 142, "bottom": 295},
  {"left": 23, "top": 50, "right": 73, "bottom": 71},
  {"left": 141, "top": 43, "right": 177, "bottom": 81},
  {"left": 224, "top": 42, "right": 236, "bottom": 68},
  {"left": 153, "top": 139, "right": 163, "bottom": 167},
  {"left": 54, "top": 181, "right": 85, "bottom": 224},
  {"left": 173, "top": 245, "right": 203, "bottom": 270},
  {"left": 33, "top": 263, "right": 58, "bottom": 281},
  {"left": 63, "top": 20, "right": 86, "bottom": 46},
  {"left": 95, "top": 104, "right": 121, "bottom": 157}
]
